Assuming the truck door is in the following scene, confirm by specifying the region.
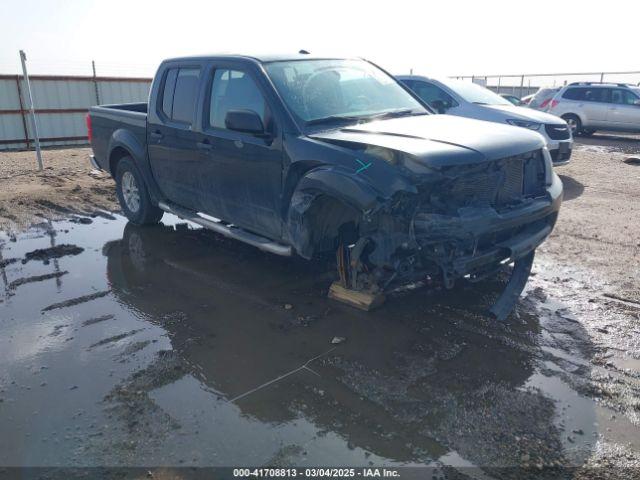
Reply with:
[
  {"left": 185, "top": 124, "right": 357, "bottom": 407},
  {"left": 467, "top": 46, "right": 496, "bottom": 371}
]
[
  {"left": 147, "top": 66, "right": 202, "bottom": 211},
  {"left": 196, "top": 66, "right": 283, "bottom": 239}
]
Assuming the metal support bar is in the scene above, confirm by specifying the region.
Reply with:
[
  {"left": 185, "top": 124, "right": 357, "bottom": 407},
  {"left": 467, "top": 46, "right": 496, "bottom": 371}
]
[
  {"left": 489, "top": 251, "right": 535, "bottom": 321},
  {"left": 19, "top": 50, "right": 43, "bottom": 170}
]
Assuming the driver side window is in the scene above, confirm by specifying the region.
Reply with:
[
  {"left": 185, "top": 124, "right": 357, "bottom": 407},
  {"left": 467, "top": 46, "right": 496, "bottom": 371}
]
[
  {"left": 208, "top": 69, "right": 268, "bottom": 130},
  {"left": 409, "top": 81, "right": 458, "bottom": 112}
]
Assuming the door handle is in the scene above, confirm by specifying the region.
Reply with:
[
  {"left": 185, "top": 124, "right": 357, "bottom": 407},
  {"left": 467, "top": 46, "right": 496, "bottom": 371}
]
[
  {"left": 197, "top": 140, "right": 213, "bottom": 151},
  {"left": 150, "top": 131, "right": 163, "bottom": 141}
]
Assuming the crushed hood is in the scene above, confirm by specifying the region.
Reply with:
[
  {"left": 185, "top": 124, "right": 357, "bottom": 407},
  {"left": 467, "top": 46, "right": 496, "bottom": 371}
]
[{"left": 310, "top": 114, "right": 545, "bottom": 167}]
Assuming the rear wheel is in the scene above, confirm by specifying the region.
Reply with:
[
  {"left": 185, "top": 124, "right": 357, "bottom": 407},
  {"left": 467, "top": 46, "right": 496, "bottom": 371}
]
[
  {"left": 115, "top": 156, "right": 163, "bottom": 225},
  {"left": 562, "top": 114, "right": 582, "bottom": 136}
]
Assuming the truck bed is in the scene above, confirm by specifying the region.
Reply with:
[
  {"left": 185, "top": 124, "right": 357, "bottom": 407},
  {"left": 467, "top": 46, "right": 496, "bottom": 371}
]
[{"left": 89, "top": 103, "right": 148, "bottom": 172}]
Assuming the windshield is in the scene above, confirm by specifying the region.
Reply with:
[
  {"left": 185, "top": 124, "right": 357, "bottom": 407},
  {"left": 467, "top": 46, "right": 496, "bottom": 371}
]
[
  {"left": 445, "top": 79, "right": 512, "bottom": 106},
  {"left": 264, "top": 59, "right": 427, "bottom": 124}
]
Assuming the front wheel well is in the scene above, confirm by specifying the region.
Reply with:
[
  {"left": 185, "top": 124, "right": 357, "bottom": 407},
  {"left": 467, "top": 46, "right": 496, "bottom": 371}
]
[
  {"left": 310, "top": 195, "right": 361, "bottom": 253},
  {"left": 291, "top": 194, "right": 362, "bottom": 259}
]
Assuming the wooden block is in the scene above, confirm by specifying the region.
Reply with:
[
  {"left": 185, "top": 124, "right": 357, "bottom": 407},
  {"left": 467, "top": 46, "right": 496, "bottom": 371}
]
[{"left": 328, "top": 282, "right": 385, "bottom": 311}]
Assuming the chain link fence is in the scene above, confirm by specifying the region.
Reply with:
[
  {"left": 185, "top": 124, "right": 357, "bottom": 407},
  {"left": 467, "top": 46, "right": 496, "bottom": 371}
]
[{"left": 453, "top": 71, "right": 640, "bottom": 98}]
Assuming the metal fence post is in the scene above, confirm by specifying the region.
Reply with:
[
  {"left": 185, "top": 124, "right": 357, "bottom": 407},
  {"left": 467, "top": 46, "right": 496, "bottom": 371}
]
[
  {"left": 19, "top": 50, "right": 43, "bottom": 170},
  {"left": 600, "top": 72, "right": 605, "bottom": 83},
  {"left": 519, "top": 75, "right": 524, "bottom": 99},
  {"left": 92, "top": 60, "right": 100, "bottom": 105}
]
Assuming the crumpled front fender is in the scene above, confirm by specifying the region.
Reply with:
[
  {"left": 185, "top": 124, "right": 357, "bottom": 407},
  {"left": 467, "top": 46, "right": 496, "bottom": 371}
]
[{"left": 286, "top": 166, "right": 417, "bottom": 259}]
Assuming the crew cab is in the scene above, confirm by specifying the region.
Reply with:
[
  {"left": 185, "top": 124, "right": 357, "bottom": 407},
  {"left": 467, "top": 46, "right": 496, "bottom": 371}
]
[{"left": 88, "top": 53, "right": 563, "bottom": 318}]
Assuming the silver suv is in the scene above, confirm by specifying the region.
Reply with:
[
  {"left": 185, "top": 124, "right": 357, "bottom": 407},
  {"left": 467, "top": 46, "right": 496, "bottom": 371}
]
[{"left": 546, "top": 82, "right": 640, "bottom": 136}]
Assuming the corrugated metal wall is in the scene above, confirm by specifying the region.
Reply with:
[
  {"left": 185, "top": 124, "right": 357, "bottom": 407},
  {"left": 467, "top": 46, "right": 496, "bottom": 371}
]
[{"left": 0, "top": 74, "right": 152, "bottom": 150}]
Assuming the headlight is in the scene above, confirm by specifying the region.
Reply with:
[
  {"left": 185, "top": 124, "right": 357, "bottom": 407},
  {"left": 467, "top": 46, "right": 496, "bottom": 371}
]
[
  {"left": 542, "top": 147, "right": 554, "bottom": 186},
  {"left": 506, "top": 118, "right": 542, "bottom": 130}
]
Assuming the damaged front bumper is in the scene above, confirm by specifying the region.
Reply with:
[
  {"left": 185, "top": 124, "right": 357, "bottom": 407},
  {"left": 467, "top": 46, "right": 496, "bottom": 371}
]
[
  {"left": 413, "top": 172, "right": 562, "bottom": 285},
  {"left": 343, "top": 170, "right": 562, "bottom": 309}
]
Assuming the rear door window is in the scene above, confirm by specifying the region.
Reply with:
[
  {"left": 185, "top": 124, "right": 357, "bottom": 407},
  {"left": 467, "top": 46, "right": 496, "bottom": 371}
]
[
  {"left": 563, "top": 87, "right": 610, "bottom": 103},
  {"left": 161, "top": 69, "right": 179, "bottom": 117},
  {"left": 171, "top": 68, "right": 201, "bottom": 124},
  {"left": 159, "top": 67, "right": 201, "bottom": 124}
]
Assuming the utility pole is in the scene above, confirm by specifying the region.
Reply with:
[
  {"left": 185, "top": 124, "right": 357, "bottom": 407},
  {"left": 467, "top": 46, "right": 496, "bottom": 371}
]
[{"left": 19, "top": 50, "right": 43, "bottom": 171}]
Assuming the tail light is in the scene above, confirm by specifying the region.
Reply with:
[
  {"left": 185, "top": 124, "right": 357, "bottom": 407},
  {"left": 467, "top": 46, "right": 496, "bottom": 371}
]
[
  {"left": 539, "top": 98, "right": 551, "bottom": 109},
  {"left": 550, "top": 99, "right": 559, "bottom": 109},
  {"left": 85, "top": 113, "right": 93, "bottom": 142}
]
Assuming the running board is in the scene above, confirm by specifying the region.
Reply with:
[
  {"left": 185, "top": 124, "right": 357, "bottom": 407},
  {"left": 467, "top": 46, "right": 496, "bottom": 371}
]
[{"left": 158, "top": 202, "right": 292, "bottom": 257}]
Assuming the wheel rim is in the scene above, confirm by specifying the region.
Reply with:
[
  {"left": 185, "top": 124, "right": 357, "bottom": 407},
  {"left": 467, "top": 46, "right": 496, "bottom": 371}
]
[
  {"left": 121, "top": 171, "right": 141, "bottom": 213},
  {"left": 565, "top": 117, "right": 578, "bottom": 134}
]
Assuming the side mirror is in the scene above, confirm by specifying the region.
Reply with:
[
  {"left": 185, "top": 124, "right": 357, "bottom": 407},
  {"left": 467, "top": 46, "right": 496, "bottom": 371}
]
[{"left": 225, "top": 109, "right": 265, "bottom": 135}]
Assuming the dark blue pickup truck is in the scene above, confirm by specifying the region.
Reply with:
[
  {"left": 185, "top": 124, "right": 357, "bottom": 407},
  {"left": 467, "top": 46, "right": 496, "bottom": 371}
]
[{"left": 88, "top": 53, "right": 562, "bottom": 317}]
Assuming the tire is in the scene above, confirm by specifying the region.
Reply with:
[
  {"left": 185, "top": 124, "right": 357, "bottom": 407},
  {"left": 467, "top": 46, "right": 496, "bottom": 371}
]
[
  {"left": 562, "top": 114, "right": 582, "bottom": 136},
  {"left": 115, "top": 156, "right": 164, "bottom": 225},
  {"left": 581, "top": 129, "right": 596, "bottom": 137}
]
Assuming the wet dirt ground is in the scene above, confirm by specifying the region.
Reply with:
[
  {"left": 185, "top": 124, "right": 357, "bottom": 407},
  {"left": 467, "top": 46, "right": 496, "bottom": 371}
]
[{"left": 0, "top": 136, "right": 639, "bottom": 479}]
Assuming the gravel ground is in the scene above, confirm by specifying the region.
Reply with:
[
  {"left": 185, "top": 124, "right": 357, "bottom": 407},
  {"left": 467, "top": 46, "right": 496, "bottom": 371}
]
[{"left": 0, "top": 147, "right": 118, "bottom": 232}]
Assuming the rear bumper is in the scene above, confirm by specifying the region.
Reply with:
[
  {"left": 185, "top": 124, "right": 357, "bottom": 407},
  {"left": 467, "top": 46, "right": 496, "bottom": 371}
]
[
  {"left": 89, "top": 154, "right": 102, "bottom": 170},
  {"left": 413, "top": 172, "right": 562, "bottom": 280}
]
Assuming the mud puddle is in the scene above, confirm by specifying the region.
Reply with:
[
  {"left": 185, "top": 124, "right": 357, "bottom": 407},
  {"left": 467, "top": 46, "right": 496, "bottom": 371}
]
[{"left": 1, "top": 215, "right": 639, "bottom": 476}]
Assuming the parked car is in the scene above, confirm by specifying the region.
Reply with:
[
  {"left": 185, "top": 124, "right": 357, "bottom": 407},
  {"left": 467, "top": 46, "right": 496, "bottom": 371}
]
[
  {"left": 500, "top": 93, "right": 525, "bottom": 106},
  {"left": 397, "top": 75, "right": 573, "bottom": 165},
  {"left": 527, "top": 87, "right": 561, "bottom": 110},
  {"left": 87, "top": 54, "right": 562, "bottom": 319},
  {"left": 545, "top": 82, "right": 640, "bottom": 136}
]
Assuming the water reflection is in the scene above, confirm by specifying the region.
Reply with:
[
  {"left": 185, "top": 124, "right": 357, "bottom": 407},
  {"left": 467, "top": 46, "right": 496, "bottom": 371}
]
[{"left": 101, "top": 221, "right": 592, "bottom": 471}]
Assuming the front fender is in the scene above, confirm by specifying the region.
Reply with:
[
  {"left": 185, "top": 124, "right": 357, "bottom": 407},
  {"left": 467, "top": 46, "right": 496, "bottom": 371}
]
[
  {"left": 294, "top": 166, "right": 386, "bottom": 213},
  {"left": 286, "top": 166, "right": 416, "bottom": 258}
]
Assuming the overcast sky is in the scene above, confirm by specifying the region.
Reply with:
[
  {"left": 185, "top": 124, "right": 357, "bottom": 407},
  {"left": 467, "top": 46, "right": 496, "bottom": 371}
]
[{"left": 1, "top": 0, "right": 638, "bottom": 79}]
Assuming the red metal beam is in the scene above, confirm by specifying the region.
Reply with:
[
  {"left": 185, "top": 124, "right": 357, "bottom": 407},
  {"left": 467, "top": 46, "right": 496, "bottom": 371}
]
[
  {"left": 0, "top": 135, "right": 88, "bottom": 145},
  {"left": 0, "top": 108, "right": 90, "bottom": 115},
  {"left": 0, "top": 74, "right": 152, "bottom": 83}
]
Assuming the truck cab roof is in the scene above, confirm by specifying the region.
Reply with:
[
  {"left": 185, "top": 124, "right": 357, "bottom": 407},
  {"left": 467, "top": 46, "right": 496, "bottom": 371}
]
[{"left": 162, "top": 52, "right": 357, "bottom": 64}]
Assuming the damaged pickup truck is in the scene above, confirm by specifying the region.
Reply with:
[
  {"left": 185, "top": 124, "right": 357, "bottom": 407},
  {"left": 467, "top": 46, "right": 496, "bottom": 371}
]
[{"left": 88, "top": 53, "right": 562, "bottom": 318}]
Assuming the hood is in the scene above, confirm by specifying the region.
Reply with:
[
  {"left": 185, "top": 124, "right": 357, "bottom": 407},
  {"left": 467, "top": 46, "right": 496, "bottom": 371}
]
[
  {"left": 481, "top": 104, "right": 566, "bottom": 124},
  {"left": 309, "top": 114, "right": 545, "bottom": 167}
]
